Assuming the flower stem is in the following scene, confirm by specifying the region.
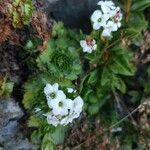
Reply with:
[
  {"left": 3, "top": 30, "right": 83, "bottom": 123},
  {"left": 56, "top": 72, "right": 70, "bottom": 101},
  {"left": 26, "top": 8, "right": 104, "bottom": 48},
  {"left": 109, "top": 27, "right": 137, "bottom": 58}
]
[{"left": 125, "top": 0, "right": 132, "bottom": 23}]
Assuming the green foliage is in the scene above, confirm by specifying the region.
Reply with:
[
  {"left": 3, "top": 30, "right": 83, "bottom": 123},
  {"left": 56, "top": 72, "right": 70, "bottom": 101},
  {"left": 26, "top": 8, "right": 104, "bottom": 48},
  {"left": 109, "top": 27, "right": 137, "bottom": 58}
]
[
  {"left": 41, "top": 133, "right": 55, "bottom": 150},
  {"left": 37, "top": 22, "right": 82, "bottom": 80},
  {"left": 50, "top": 126, "right": 67, "bottom": 145},
  {"left": 0, "top": 76, "right": 14, "bottom": 98},
  {"left": 22, "top": 0, "right": 149, "bottom": 148},
  {"left": 9, "top": 0, "right": 33, "bottom": 28},
  {"left": 132, "top": 0, "right": 150, "bottom": 11},
  {"left": 81, "top": 43, "right": 136, "bottom": 116},
  {"left": 23, "top": 72, "right": 70, "bottom": 148},
  {"left": 23, "top": 73, "right": 71, "bottom": 110}
]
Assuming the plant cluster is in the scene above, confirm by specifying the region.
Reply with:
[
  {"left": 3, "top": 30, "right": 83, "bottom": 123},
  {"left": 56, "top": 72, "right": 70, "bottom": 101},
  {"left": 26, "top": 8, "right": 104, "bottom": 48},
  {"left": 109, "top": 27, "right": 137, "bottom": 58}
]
[
  {"left": 21, "top": 0, "right": 150, "bottom": 149},
  {"left": 0, "top": 0, "right": 149, "bottom": 149},
  {"left": 0, "top": 74, "right": 14, "bottom": 98},
  {"left": 0, "top": 0, "right": 33, "bottom": 28}
]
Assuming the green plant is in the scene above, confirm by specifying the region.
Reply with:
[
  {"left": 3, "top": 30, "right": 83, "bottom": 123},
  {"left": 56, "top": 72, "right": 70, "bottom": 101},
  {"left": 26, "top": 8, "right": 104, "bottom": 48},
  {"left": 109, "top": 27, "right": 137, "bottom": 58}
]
[
  {"left": 0, "top": 75, "right": 14, "bottom": 98},
  {"left": 37, "top": 22, "right": 82, "bottom": 80},
  {"left": 4, "top": 0, "right": 34, "bottom": 28},
  {"left": 22, "top": 0, "right": 150, "bottom": 149}
]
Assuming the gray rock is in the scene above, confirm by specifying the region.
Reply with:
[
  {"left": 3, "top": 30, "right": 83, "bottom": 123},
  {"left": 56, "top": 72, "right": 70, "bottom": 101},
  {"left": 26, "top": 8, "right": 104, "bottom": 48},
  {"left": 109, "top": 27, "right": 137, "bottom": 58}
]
[
  {"left": 0, "top": 98, "right": 24, "bottom": 128},
  {"left": 44, "top": 0, "right": 100, "bottom": 32},
  {"left": 46, "top": 0, "right": 59, "bottom": 3},
  {"left": 3, "top": 134, "right": 37, "bottom": 150},
  {"left": 0, "top": 98, "right": 38, "bottom": 150}
]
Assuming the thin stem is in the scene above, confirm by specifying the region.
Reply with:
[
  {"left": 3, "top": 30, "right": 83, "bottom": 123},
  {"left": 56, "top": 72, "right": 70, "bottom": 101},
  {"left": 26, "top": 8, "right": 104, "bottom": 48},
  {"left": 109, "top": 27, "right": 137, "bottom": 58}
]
[
  {"left": 125, "top": 0, "right": 132, "bottom": 23},
  {"left": 72, "top": 99, "right": 148, "bottom": 149}
]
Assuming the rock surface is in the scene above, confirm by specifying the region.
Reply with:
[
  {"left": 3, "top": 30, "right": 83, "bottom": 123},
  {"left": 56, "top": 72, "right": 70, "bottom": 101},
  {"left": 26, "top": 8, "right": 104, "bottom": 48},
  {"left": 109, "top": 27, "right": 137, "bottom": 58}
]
[
  {"left": 0, "top": 98, "right": 37, "bottom": 150},
  {"left": 44, "top": 0, "right": 99, "bottom": 32}
]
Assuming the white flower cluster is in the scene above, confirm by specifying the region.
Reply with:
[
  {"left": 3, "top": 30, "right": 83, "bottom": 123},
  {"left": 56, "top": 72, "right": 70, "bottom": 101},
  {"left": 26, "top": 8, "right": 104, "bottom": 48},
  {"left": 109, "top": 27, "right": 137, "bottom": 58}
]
[
  {"left": 43, "top": 83, "right": 84, "bottom": 126},
  {"left": 91, "top": 1, "right": 122, "bottom": 37},
  {"left": 80, "top": 37, "right": 97, "bottom": 53}
]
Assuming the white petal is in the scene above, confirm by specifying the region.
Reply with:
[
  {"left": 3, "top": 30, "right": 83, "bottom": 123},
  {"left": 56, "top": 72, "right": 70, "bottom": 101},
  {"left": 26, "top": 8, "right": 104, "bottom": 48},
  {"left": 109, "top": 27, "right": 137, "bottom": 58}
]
[
  {"left": 49, "top": 98, "right": 60, "bottom": 109},
  {"left": 73, "top": 96, "right": 84, "bottom": 112},
  {"left": 67, "top": 116, "right": 74, "bottom": 123},
  {"left": 47, "top": 115, "right": 59, "bottom": 126},
  {"left": 93, "top": 22, "right": 101, "bottom": 30},
  {"left": 111, "top": 23, "right": 118, "bottom": 31},
  {"left": 52, "top": 107, "right": 62, "bottom": 115},
  {"left": 83, "top": 46, "right": 92, "bottom": 53},
  {"left": 72, "top": 112, "right": 80, "bottom": 119},
  {"left": 60, "top": 108, "right": 68, "bottom": 116},
  {"left": 63, "top": 99, "right": 73, "bottom": 109},
  {"left": 80, "top": 40, "right": 87, "bottom": 48},
  {"left": 53, "top": 83, "right": 59, "bottom": 92},
  {"left": 91, "top": 10, "right": 102, "bottom": 22},
  {"left": 60, "top": 116, "right": 68, "bottom": 125},
  {"left": 117, "top": 22, "right": 121, "bottom": 28},
  {"left": 97, "top": 1, "right": 103, "bottom": 5},
  {"left": 106, "top": 1, "right": 115, "bottom": 7},
  {"left": 56, "top": 90, "right": 66, "bottom": 100},
  {"left": 102, "top": 14, "right": 109, "bottom": 22},
  {"left": 93, "top": 44, "right": 97, "bottom": 50},
  {"left": 67, "top": 88, "right": 74, "bottom": 93},
  {"left": 44, "top": 84, "right": 53, "bottom": 95},
  {"left": 47, "top": 99, "right": 53, "bottom": 108},
  {"left": 74, "top": 96, "right": 84, "bottom": 107},
  {"left": 101, "top": 3, "right": 110, "bottom": 14},
  {"left": 102, "top": 28, "right": 111, "bottom": 37}
]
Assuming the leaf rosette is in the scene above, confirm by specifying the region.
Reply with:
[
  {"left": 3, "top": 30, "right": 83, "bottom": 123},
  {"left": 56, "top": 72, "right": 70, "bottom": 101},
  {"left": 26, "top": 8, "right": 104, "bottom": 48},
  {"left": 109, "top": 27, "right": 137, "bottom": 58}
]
[
  {"left": 37, "top": 23, "right": 82, "bottom": 80},
  {"left": 7, "top": 0, "right": 33, "bottom": 28}
]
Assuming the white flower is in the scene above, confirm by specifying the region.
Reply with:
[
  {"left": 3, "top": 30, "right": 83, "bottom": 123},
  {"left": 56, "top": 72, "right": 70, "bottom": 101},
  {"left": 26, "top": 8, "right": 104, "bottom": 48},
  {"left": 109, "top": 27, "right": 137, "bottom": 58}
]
[
  {"left": 112, "top": 7, "right": 122, "bottom": 28},
  {"left": 80, "top": 38, "right": 97, "bottom": 53},
  {"left": 43, "top": 83, "right": 84, "bottom": 127},
  {"left": 102, "top": 21, "right": 117, "bottom": 37},
  {"left": 60, "top": 112, "right": 79, "bottom": 126},
  {"left": 97, "top": 1, "right": 116, "bottom": 14},
  {"left": 60, "top": 96, "right": 84, "bottom": 126},
  {"left": 91, "top": 1, "right": 122, "bottom": 37},
  {"left": 91, "top": 10, "right": 102, "bottom": 30},
  {"left": 44, "top": 83, "right": 66, "bottom": 102},
  {"left": 49, "top": 94, "right": 73, "bottom": 116},
  {"left": 72, "top": 96, "right": 84, "bottom": 113},
  {"left": 60, "top": 115, "right": 74, "bottom": 126},
  {"left": 91, "top": 10, "right": 109, "bottom": 30},
  {"left": 67, "top": 88, "right": 74, "bottom": 93},
  {"left": 44, "top": 112, "right": 59, "bottom": 127}
]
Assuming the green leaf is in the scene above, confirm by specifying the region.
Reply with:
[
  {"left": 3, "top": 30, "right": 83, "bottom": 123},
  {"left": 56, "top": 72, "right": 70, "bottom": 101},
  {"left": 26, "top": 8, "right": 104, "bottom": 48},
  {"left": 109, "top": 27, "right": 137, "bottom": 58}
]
[
  {"left": 3, "top": 82, "right": 14, "bottom": 97},
  {"left": 50, "top": 126, "right": 67, "bottom": 145},
  {"left": 25, "top": 37, "right": 43, "bottom": 51},
  {"left": 125, "top": 28, "right": 140, "bottom": 38},
  {"left": 112, "top": 76, "right": 126, "bottom": 93},
  {"left": 88, "top": 104, "right": 99, "bottom": 115},
  {"left": 31, "top": 130, "right": 43, "bottom": 144},
  {"left": 0, "top": 77, "right": 14, "bottom": 97},
  {"left": 41, "top": 134, "right": 55, "bottom": 150},
  {"left": 101, "top": 67, "right": 111, "bottom": 86},
  {"left": 132, "top": 0, "right": 150, "bottom": 11},
  {"left": 11, "top": 0, "right": 33, "bottom": 28},
  {"left": 128, "top": 12, "right": 148, "bottom": 31},
  {"left": 128, "top": 90, "right": 142, "bottom": 103},
  {"left": 88, "top": 93, "right": 98, "bottom": 104},
  {"left": 28, "top": 116, "right": 43, "bottom": 128},
  {"left": 88, "top": 69, "right": 99, "bottom": 84},
  {"left": 112, "top": 55, "right": 135, "bottom": 76}
]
